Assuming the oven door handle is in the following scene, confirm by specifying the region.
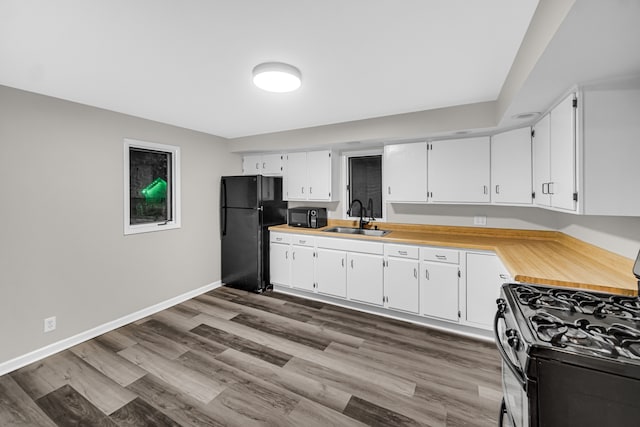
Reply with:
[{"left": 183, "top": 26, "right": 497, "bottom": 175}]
[{"left": 494, "top": 308, "right": 527, "bottom": 388}]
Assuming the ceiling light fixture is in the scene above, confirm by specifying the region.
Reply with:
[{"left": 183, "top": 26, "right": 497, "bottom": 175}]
[{"left": 252, "top": 62, "right": 301, "bottom": 93}]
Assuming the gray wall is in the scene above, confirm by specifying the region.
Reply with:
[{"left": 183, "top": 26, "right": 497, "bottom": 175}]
[{"left": 0, "top": 85, "right": 240, "bottom": 365}]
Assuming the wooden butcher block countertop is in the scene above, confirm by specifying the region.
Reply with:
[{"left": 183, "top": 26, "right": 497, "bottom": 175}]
[{"left": 270, "top": 220, "right": 638, "bottom": 296}]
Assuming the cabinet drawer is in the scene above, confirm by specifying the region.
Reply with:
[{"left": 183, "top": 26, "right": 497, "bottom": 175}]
[
  {"left": 420, "top": 247, "right": 459, "bottom": 264},
  {"left": 384, "top": 244, "right": 419, "bottom": 259},
  {"left": 291, "top": 235, "right": 315, "bottom": 247},
  {"left": 270, "top": 232, "right": 291, "bottom": 244}
]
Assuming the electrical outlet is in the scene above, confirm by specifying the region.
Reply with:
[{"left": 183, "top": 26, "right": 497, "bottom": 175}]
[
  {"left": 474, "top": 215, "right": 487, "bottom": 226},
  {"left": 44, "top": 316, "right": 56, "bottom": 333}
]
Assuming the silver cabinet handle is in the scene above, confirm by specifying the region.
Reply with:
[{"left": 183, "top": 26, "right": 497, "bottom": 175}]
[
  {"left": 414, "top": 268, "right": 417, "bottom": 279},
  {"left": 425, "top": 269, "right": 429, "bottom": 280},
  {"left": 388, "top": 186, "right": 391, "bottom": 195},
  {"left": 262, "top": 162, "right": 266, "bottom": 169},
  {"left": 495, "top": 185, "right": 500, "bottom": 194},
  {"left": 398, "top": 250, "right": 407, "bottom": 256},
  {"left": 299, "top": 240, "right": 306, "bottom": 244},
  {"left": 548, "top": 182, "right": 555, "bottom": 195},
  {"left": 292, "top": 251, "right": 296, "bottom": 260},
  {"left": 301, "top": 187, "right": 304, "bottom": 194},
  {"left": 341, "top": 258, "right": 345, "bottom": 267},
  {"left": 255, "top": 162, "right": 259, "bottom": 170},
  {"left": 483, "top": 185, "right": 488, "bottom": 195},
  {"left": 309, "top": 187, "right": 312, "bottom": 194},
  {"left": 350, "top": 259, "right": 354, "bottom": 268},
  {"left": 285, "top": 251, "right": 288, "bottom": 260},
  {"left": 435, "top": 254, "right": 446, "bottom": 260},
  {"left": 276, "top": 237, "right": 282, "bottom": 241}
]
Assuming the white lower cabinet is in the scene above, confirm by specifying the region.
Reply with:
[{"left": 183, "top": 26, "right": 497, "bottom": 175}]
[
  {"left": 315, "top": 248, "right": 347, "bottom": 298},
  {"left": 347, "top": 252, "right": 385, "bottom": 306},
  {"left": 419, "top": 246, "right": 461, "bottom": 322},
  {"left": 383, "top": 244, "right": 420, "bottom": 313},
  {"left": 465, "top": 252, "right": 511, "bottom": 329},
  {"left": 420, "top": 259, "right": 460, "bottom": 322},
  {"left": 270, "top": 232, "right": 504, "bottom": 335},
  {"left": 270, "top": 242, "right": 291, "bottom": 287},
  {"left": 269, "top": 232, "right": 291, "bottom": 287},
  {"left": 290, "top": 236, "right": 316, "bottom": 292}
]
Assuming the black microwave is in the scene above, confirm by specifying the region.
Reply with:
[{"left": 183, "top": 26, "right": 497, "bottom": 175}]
[{"left": 288, "top": 207, "right": 327, "bottom": 228}]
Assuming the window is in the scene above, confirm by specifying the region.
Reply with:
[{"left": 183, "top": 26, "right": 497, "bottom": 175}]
[
  {"left": 346, "top": 153, "right": 383, "bottom": 219},
  {"left": 124, "top": 138, "right": 181, "bottom": 235}
]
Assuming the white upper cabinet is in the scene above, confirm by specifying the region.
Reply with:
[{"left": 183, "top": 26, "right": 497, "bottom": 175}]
[
  {"left": 491, "top": 127, "right": 533, "bottom": 205},
  {"left": 533, "top": 114, "right": 552, "bottom": 207},
  {"left": 549, "top": 94, "right": 578, "bottom": 211},
  {"left": 242, "top": 153, "right": 283, "bottom": 176},
  {"left": 383, "top": 142, "right": 428, "bottom": 202},
  {"left": 285, "top": 152, "right": 308, "bottom": 200},
  {"left": 580, "top": 87, "right": 640, "bottom": 216},
  {"left": 307, "top": 150, "right": 332, "bottom": 201},
  {"left": 533, "top": 93, "right": 577, "bottom": 212},
  {"left": 428, "top": 137, "right": 491, "bottom": 203},
  {"left": 284, "top": 150, "right": 337, "bottom": 201}
]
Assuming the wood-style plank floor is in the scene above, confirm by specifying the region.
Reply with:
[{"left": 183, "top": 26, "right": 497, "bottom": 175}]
[{"left": 0, "top": 286, "right": 503, "bottom": 426}]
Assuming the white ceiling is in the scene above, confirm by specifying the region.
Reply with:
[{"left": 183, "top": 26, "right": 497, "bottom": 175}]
[{"left": 0, "top": 0, "right": 538, "bottom": 138}]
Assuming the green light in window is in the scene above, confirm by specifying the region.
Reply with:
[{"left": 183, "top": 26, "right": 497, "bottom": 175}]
[{"left": 141, "top": 178, "right": 167, "bottom": 201}]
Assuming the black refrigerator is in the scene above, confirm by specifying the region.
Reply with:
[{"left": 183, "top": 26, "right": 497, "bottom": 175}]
[{"left": 220, "top": 175, "right": 287, "bottom": 292}]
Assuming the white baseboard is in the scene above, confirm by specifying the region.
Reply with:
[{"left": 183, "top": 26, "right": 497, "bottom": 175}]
[
  {"left": 0, "top": 281, "right": 222, "bottom": 377},
  {"left": 273, "top": 285, "right": 494, "bottom": 343}
]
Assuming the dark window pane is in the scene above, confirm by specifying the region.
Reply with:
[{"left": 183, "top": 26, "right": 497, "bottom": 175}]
[
  {"left": 349, "top": 155, "right": 382, "bottom": 218},
  {"left": 129, "top": 148, "right": 171, "bottom": 225}
]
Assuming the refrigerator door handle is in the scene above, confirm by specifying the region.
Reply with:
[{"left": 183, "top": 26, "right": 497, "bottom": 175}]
[{"left": 221, "top": 179, "right": 228, "bottom": 237}]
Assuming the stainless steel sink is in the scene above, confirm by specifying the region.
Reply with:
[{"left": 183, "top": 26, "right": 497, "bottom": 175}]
[{"left": 323, "top": 226, "right": 390, "bottom": 237}]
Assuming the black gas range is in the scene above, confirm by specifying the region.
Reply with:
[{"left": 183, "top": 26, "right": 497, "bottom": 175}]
[{"left": 495, "top": 282, "right": 640, "bottom": 426}]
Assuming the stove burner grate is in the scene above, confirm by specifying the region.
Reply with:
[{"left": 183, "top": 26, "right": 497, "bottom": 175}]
[{"left": 529, "top": 313, "right": 620, "bottom": 358}]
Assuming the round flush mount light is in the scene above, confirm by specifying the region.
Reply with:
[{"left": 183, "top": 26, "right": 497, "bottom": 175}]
[{"left": 252, "top": 62, "right": 301, "bottom": 93}]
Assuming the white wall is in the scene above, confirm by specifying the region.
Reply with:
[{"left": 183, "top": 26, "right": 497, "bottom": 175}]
[{"left": 0, "top": 85, "right": 241, "bottom": 365}]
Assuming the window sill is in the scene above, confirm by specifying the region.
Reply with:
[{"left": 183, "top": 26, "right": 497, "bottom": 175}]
[{"left": 124, "top": 221, "right": 181, "bottom": 235}]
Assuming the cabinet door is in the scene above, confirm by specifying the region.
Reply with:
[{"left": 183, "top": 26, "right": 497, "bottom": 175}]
[
  {"left": 347, "top": 252, "right": 384, "bottom": 306},
  {"left": 465, "top": 253, "right": 510, "bottom": 329},
  {"left": 261, "top": 153, "right": 283, "bottom": 176},
  {"left": 316, "top": 248, "right": 347, "bottom": 298},
  {"left": 429, "top": 137, "right": 490, "bottom": 203},
  {"left": 582, "top": 88, "right": 640, "bottom": 216},
  {"left": 420, "top": 262, "right": 459, "bottom": 322},
  {"left": 242, "top": 154, "right": 262, "bottom": 175},
  {"left": 533, "top": 114, "right": 551, "bottom": 207},
  {"left": 291, "top": 245, "right": 315, "bottom": 291},
  {"left": 549, "top": 94, "right": 577, "bottom": 211},
  {"left": 286, "top": 152, "right": 307, "bottom": 200},
  {"left": 307, "top": 150, "right": 332, "bottom": 200},
  {"left": 384, "top": 142, "right": 428, "bottom": 202},
  {"left": 269, "top": 242, "right": 290, "bottom": 286},
  {"left": 491, "top": 128, "right": 533, "bottom": 205},
  {"left": 384, "top": 257, "right": 419, "bottom": 314}
]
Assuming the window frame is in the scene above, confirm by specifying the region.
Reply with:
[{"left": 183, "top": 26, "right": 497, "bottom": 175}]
[
  {"left": 123, "top": 138, "right": 181, "bottom": 235},
  {"left": 342, "top": 149, "right": 386, "bottom": 221}
]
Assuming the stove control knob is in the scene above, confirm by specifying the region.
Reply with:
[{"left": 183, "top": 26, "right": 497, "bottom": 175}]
[
  {"left": 506, "top": 329, "right": 520, "bottom": 349},
  {"left": 496, "top": 298, "right": 507, "bottom": 314}
]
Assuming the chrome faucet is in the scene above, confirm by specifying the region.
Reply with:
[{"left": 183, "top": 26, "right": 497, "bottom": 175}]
[{"left": 349, "top": 199, "right": 369, "bottom": 229}]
